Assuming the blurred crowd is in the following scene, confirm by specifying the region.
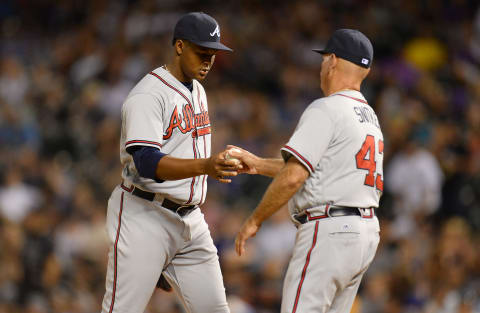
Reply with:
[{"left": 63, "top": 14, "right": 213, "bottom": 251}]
[{"left": 0, "top": 0, "right": 479, "bottom": 312}]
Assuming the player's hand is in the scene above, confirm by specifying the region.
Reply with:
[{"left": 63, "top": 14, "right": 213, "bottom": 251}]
[
  {"left": 226, "top": 145, "right": 260, "bottom": 175},
  {"left": 235, "top": 217, "right": 261, "bottom": 256},
  {"left": 206, "top": 150, "right": 243, "bottom": 183}
]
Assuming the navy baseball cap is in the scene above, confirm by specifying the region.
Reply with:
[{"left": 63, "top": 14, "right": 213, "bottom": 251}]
[
  {"left": 313, "top": 29, "right": 373, "bottom": 68},
  {"left": 173, "top": 12, "right": 233, "bottom": 52}
]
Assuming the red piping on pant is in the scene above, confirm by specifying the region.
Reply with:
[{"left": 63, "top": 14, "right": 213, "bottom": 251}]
[
  {"left": 109, "top": 192, "right": 124, "bottom": 313},
  {"left": 292, "top": 220, "right": 319, "bottom": 313}
]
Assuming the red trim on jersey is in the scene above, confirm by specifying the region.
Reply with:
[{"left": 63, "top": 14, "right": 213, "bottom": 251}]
[
  {"left": 186, "top": 138, "right": 197, "bottom": 204},
  {"left": 149, "top": 71, "right": 196, "bottom": 203},
  {"left": 109, "top": 192, "right": 125, "bottom": 313},
  {"left": 292, "top": 220, "right": 319, "bottom": 313},
  {"left": 336, "top": 93, "right": 368, "bottom": 104},
  {"left": 125, "top": 140, "right": 162, "bottom": 148},
  {"left": 283, "top": 145, "right": 314, "bottom": 172},
  {"left": 198, "top": 90, "right": 207, "bottom": 204},
  {"left": 200, "top": 161, "right": 207, "bottom": 204},
  {"left": 149, "top": 72, "right": 192, "bottom": 106},
  {"left": 120, "top": 182, "right": 134, "bottom": 193},
  {"left": 192, "top": 126, "right": 211, "bottom": 137},
  {"left": 191, "top": 136, "right": 202, "bottom": 204},
  {"left": 198, "top": 89, "right": 206, "bottom": 112}
]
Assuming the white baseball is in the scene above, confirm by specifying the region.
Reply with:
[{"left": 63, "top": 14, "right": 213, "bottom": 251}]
[{"left": 225, "top": 148, "right": 241, "bottom": 163}]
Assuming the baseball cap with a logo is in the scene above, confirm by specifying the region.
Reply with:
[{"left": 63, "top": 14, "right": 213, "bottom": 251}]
[
  {"left": 173, "top": 12, "right": 233, "bottom": 52},
  {"left": 313, "top": 29, "right": 373, "bottom": 68}
]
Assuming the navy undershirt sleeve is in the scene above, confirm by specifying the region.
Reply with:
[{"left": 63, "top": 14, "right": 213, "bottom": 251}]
[{"left": 126, "top": 146, "right": 166, "bottom": 182}]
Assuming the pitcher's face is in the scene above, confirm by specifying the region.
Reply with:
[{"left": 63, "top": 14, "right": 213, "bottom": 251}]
[{"left": 179, "top": 41, "right": 217, "bottom": 81}]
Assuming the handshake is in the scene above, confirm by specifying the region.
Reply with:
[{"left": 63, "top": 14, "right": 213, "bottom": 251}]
[
  {"left": 209, "top": 145, "right": 260, "bottom": 183},
  {"left": 224, "top": 147, "right": 242, "bottom": 163}
]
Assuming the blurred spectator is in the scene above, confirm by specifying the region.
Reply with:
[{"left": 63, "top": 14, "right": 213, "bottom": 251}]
[
  {"left": 0, "top": 56, "right": 29, "bottom": 105},
  {"left": 386, "top": 135, "right": 444, "bottom": 238},
  {"left": 0, "top": 167, "right": 42, "bottom": 223}
]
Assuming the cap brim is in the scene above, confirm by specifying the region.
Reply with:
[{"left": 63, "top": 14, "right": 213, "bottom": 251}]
[
  {"left": 312, "top": 49, "right": 328, "bottom": 54},
  {"left": 190, "top": 40, "right": 233, "bottom": 52}
]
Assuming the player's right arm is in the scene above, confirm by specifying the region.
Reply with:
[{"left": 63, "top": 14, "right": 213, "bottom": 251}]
[
  {"left": 123, "top": 93, "right": 240, "bottom": 183},
  {"left": 155, "top": 153, "right": 241, "bottom": 183},
  {"left": 129, "top": 145, "right": 241, "bottom": 184},
  {"left": 226, "top": 145, "right": 284, "bottom": 177}
]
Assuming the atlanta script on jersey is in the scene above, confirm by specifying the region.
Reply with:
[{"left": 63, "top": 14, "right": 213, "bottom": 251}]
[{"left": 120, "top": 67, "right": 211, "bottom": 205}]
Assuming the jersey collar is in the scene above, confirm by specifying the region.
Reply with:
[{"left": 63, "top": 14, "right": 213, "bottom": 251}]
[
  {"left": 155, "top": 67, "right": 197, "bottom": 96},
  {"left": 329, "top": 89, "right": 367, "bottom": 103}
]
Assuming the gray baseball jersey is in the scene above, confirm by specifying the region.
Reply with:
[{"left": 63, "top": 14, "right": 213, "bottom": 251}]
[
  {"left": 102, "top": 67, "right": 229, "bottom": 313},
  {"left": 279, "top": 90, "right": 382, "bottom": 313},
  {"left": 121, "top": 67, "right": 211, "bottom": 205},
  {"left": 281, "top": 90, "right": 384, "bottom": 216}
]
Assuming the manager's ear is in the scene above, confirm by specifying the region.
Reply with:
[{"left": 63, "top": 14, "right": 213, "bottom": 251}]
[
  {"left": 325, "top": 53, "right": 337, "bottom": 78},
  {"left": 330, "top": 53, "right": 338, "bottom": 69}
]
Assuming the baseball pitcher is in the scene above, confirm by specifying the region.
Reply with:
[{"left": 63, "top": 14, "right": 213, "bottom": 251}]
[{"left": 101, "top": 12, "right": 237, "bottom": 313}]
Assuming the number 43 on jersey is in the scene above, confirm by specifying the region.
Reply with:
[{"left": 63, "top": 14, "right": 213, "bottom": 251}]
[{"left": 355, "top": 135, "right": 384, "bottom": 192}]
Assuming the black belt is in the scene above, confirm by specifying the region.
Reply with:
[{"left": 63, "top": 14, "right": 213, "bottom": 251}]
[
  {"left": 294, "top": 206, "right": 374, "bottom": 224},
  {"left": 126, "top": 184, "right": 197, "bottom": 217}
]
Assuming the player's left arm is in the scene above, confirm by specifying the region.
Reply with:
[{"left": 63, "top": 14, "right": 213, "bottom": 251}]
[{"left": 235, "top": 156, "right": 309, "bottom": 256}]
